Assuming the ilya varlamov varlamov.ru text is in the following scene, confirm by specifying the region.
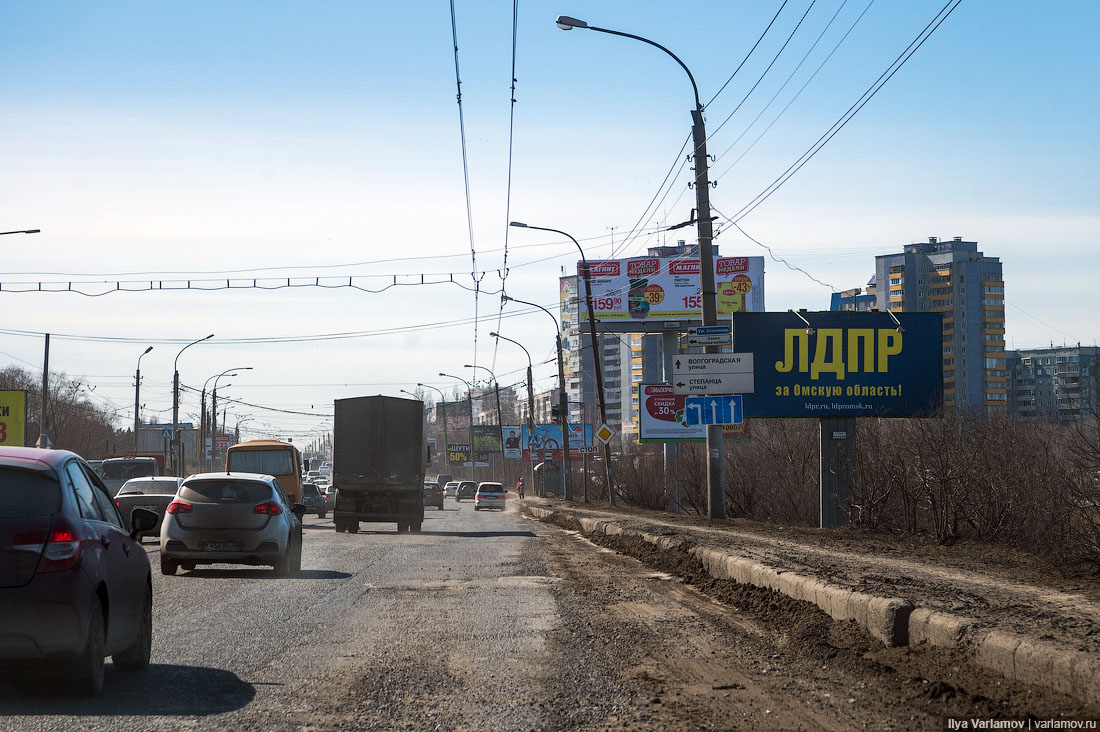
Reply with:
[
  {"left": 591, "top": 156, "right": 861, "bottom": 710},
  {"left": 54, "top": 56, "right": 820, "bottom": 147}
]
[{"left": 945, "top": 718, "right": 1098, "bottom": 730}]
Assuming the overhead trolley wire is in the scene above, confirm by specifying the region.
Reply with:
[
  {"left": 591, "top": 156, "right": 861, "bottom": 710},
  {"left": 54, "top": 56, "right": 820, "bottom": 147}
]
[
  {"left": 491, "top": 0, "right": 523, "bottom": 376},
  {"left": 726, "top": 0, "right": 964, "bottom": 224}
]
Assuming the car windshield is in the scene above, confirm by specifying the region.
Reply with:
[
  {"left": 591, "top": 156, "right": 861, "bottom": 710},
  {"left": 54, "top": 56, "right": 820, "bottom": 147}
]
[
  {"left": 180, "top": 479, "right": 272, "bottom": 504},
  {"left": 102, "top": 461, "right": 157, "bottom": 480},
  {"left": 227, "top": 448, "right": 294, "bottom": 476},
  {"left": 0, "top": 467, "right": 61, "bottom": 518}
]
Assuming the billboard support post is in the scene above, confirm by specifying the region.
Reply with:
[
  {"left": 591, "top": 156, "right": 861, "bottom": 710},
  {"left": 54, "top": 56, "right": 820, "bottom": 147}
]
[
  {"left": 662, "top": 330, "right": 681, "bottom": 513},
  {"left": 820, "top": 417, "right": 854, "bottom": 528}
]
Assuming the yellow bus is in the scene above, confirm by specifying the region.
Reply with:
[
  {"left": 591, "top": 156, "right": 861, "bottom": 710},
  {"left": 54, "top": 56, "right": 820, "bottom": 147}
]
[{"left": 225, "top": 439, "right": 304, "bottom": 503}]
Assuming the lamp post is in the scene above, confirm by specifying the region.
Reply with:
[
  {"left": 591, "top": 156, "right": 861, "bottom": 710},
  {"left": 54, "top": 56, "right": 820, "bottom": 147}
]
[
  {"left": 465, "top": 364, "right": 504, "bottom": 486},
  {"left": 551, "top": 17, "right": 722, "bottom": 516},
  {"left": 172, "top": 334, "right": 214, "bottom": 475},
  {"left": 439, "top": 373, "right": 476, "bottom": 480},
  {"left": 501, "top": 294, "right": 573, "bottom": 501},
  {"left": 510, "top": 222, "right": 614, "bottom": 505},
  {"left": 210, "top": 369, "right": 244, "bottom": 469},
  {"left": 489, "top": 332, "right": 539, "bottom": 494},
  {"left": 200, "top": 367, "right": 240, "bottom": 470},
  {"left": 416, "top": 383, "right": 451, "bottom": 475},
  {"left": 133, "top": 346, "right": 153, "bottom": 454},
  {"left": 0, "top": 229, "right": 40, "bottom": 236}
]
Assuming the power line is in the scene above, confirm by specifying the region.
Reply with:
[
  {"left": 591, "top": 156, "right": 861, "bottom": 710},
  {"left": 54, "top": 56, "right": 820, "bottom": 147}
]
[
  {"left": 728, "top": 0, "right": 964, "bottom": 224},
  {"left": 705, "top": 0, "right": 792, "bottom": 107}
]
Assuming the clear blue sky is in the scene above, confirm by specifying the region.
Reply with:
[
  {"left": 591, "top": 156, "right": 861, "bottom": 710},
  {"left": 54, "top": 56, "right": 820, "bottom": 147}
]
[{"left": 1, "top": 0, "right": 1097, "bottom": 441}]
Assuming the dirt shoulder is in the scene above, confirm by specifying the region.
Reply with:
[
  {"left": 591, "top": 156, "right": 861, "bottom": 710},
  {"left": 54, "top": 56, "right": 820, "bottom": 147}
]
[{"left": 529, "top": 498, "right": 1100, "bottom": 658}]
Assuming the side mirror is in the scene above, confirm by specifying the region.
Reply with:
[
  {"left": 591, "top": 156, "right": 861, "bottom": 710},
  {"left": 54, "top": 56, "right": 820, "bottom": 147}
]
[
  {"left": 291, "top": 503, "right": 307, "bottom": 519},
  {"left": 129, "top": 507, "right": 159, "bottom": 541}
]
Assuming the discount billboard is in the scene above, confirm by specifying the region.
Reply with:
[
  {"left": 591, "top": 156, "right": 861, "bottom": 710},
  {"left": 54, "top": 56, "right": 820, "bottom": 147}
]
[
  {"left": 731, "top": 312, "right": 944, "bottom": 418},
  {"left": 0, "top": 391, "right": 26, "bottom": 446},
  {"left": 638, "top": 384, "right": 748, "bottom": 443},
  {"left": 579, "top": 255, "right": 765, "bottom": 333}
]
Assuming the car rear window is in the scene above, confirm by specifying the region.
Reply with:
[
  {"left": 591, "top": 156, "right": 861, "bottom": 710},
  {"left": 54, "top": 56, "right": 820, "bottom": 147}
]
[
  {"left": 0, "top": 467, "right": 61, "bottom": 518},
  {"left": 478, "top": 484, "right": 504, "bottom": 493},
  {"left": 118, "top": 479, "right": 175, "bottom": 495},
  {"left": 180, "top": 479, "right": 272, "bottom": 504}
]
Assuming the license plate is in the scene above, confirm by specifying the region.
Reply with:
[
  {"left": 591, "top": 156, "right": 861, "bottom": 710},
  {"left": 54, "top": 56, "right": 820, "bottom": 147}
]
[{"left": 201, "top": 542, "right": 240, "bottom": 552}]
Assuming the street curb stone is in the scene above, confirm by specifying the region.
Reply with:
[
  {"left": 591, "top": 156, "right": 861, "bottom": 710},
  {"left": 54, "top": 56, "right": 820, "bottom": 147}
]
[{"left": 521, "top": 503, "right": 1100, "bottom": 706}]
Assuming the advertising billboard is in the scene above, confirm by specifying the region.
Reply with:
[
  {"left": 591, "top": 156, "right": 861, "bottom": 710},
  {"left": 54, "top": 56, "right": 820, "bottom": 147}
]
[
  {"left": 518, "top": 424, "right": 592, "bottom": 461},
  {"left": 0, "top": 390, "right": 27, "bottom": 446},
  {"left": 578, "top": 256, "right": 765, "bottom": 333},
  {"left": 638, "top": 384, "right": 748, "bottom": 443},
  {"left": 472, "top": 425, "right": 501, "bottom": 453},
  {"left": 731, "top": 312, "right": 944, "bottom": 418},
  {"left": 502, "top": 425, "right": 523, "bottom": 459}
]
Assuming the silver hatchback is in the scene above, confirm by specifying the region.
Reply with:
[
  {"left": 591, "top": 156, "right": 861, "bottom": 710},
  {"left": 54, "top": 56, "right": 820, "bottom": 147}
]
[{"left": 160, "top": 472, "right": 305, "bottom": 576}]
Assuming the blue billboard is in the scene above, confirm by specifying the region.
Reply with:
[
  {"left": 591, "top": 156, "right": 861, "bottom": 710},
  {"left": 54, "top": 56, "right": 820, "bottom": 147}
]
[{"left": 731, "top": 312, "right": 943, "bottom": 418}]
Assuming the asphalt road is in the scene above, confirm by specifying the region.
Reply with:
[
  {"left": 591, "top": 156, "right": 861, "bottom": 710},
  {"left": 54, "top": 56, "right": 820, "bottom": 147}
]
[{"left": 1, "top": 496, "right": 1070, "bottom": 731}]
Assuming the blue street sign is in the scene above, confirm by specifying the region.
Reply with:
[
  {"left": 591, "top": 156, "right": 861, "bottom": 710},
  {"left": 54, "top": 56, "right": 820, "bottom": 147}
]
[
  {"left": 684, "top": 395, "right": 743, "bottom": 426},
  {"left": 161, "top": 427, "right": 173, "bottom": 439}
]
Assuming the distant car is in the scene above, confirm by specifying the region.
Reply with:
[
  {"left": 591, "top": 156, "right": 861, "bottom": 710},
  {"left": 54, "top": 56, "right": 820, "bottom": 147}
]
[
  {"left": 305, "top": 470, "right": 321, "bottom": 482},
  {"left": 474, "top": 482, "right": 506, "bottom": 511},
  {"left": 423, "top": 481, "right": 444, "bottom": 510},
  {"left": 444, "top": 481, "right": 459, "bottom": 498},
  {"left": 114, "top": 476, "right": 183, "bottom": 538},
  {"left": 160, "top": 472, "right": 306, "bottom": 576},
  {"left": 0, "top": 447, "right": 158, "bottom": 696},
  {"left": 300, "top": 482, "right": 327, "bottom": 518},
  {"left": 318, "top": 482, "right": 336, "bottom": 511},
  {"left": 455, "top": 480, "right": 477, "bottom": 501},
  {"left": 87, "top": 459, "right": 104, "bottom": 477}
]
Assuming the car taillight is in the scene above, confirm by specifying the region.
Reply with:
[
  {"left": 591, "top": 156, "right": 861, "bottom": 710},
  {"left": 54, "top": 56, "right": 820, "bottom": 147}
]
[
  {"left": 166, "top": 501, "right": 193, "bottom": 514},
  {"left": 254, "top": 501, "right": 283, "bottom": 516},
  {"left": 37, "top": 523, "right": 81, "bottom": 573}
]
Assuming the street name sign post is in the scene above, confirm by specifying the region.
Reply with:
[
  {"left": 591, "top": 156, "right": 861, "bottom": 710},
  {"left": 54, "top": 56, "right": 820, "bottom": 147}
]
[
  {"left": 686, "top": 324, "right": 732, "bottom": 347},
  {"left": 672, "top": 353, "right": 754, "bottom": 395}
]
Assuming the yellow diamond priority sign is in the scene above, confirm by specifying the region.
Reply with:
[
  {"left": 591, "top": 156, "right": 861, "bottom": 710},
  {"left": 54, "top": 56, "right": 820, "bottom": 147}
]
[{"left": 594, "top": 423, "right": 615, "bottom": 444}]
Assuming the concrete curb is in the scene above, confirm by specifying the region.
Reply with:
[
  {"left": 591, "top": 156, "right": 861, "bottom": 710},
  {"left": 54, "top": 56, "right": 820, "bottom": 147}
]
[{"left": 522, "top": 503, "right": 1100, "bottom": 707}]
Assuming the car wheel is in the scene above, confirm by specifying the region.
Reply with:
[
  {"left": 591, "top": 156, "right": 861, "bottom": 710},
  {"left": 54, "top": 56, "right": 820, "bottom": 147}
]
[
  {"left": 114, "top": 583, "right": 151, "bottom": 671},
  {"left": 412, "top": 522, "right": 422, "bottom": 533},
  {"left": 59, "top": 600, "right": 105, "bottom": 696},
  {"left": 396, "top": 521, "right": 406, "bottom": 533},
  {"left": 474, "top": 506, "right": 480, "bottom": 511},
  {"left": 180, "top": 561, "right": 196, "bottom": 572},
  {"left": 160, "top": 555, "right": 178, "bottom": 576},
  {"left": 273, "top": 552, "right": 291, "bottom": 576},
  {"left": 348, "top": 521, "right": 359, "bottom": 534},
  {"left": 290, "top": 537, "right": 302, "bottom": 575}
]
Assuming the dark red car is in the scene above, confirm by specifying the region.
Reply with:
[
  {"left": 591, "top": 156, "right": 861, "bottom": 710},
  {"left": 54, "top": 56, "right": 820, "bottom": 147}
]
[{"left": 0, "top": 447, "right": 158, "bottom": 695}]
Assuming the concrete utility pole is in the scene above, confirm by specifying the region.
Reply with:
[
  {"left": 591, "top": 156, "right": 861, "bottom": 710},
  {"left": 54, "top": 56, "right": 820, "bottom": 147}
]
[
  {"left": 36, "top": 334, "right": 50, "bottom": 449},
  {"left": 134, "top": 346, "right": 153, "bottom": 454},
  {"left": 509, "top": 223, "right": 614, "bottom": 505},
  {"left": 172, "top": 334, "right": 214, "bottom": 475},
  {"left": 501, "top": 293, "right": 573, "bottom": 501},
  {"left": 490, "top": 332, "right": 538, "bottom": 494},
  {"left": 416, "top": 383, "right": 450, "bottom": 474},
  {"left": 553, "top": 15, "right": 721, "bottom": 517},
  {"left": 440, "top": 373, "right": 475, "bottom": 480}
]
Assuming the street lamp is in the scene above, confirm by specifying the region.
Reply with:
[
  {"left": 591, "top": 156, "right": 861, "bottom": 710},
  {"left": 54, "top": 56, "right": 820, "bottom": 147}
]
[
  {"left": 172, "top": 333, "right": 214, "bottom": 475},
  {"left": 416, "top": 383, "right": 451, "bottom": 475},
  {"left": 489, "top": 332, "right": 539, "bottom": 494},
  {"left": 439, "top": 373, "right": 476, "bottom": 480},
  {"left": 0, "top": 229, "right": 41, "bottom": 236},
  {"left": 501, "top": 294, "right": 573, "bottom": 501},
  {"left": 550, "top": 17, "right": 723, "bottom": 517},
  {"left": 509, "top": 222, "right": 614, "bottom": 505},
  {"left": 202, "top": 366, "right": 251, "bottom": 470},
  {"left": 465, "top": 364, "right": 504, "bottom": 484},
  {"left": 133, "top": 346, "right": 153, "bottom": 454}
]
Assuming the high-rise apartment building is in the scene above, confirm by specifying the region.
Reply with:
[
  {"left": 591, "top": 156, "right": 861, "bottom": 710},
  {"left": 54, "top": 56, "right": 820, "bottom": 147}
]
[
  {"left": 1006, "top": 346, "right": 1099, "bottom": 421},
  {"left": 874, "top": 237, "right": 1006, "bottom": 414}
]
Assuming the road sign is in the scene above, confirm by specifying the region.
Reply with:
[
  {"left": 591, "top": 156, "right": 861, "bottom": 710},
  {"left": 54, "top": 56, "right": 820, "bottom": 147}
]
[
  {"left": 672, "top": 353, "right": 754, "bottom": 395},
  {"left": 686, "top": 324, "right": 732, "bottom": 347},
  {"left": 577, "top": 445, "right": 600, "bottom": 455},
  {"left": 594, "top": 423, "right": 615, "bottom": 444},
  {"left": 684, "top": 395, "right": 743, "bottom": 426},
  {"left": 161, "top": 427, "right": 173, "bottom": 439}
]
